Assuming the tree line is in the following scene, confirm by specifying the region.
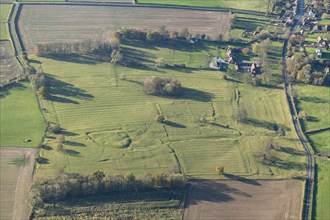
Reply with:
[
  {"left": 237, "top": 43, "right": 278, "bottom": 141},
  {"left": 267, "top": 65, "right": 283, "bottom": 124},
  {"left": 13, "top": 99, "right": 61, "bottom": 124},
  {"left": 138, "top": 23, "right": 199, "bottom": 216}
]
[{"left": 31, "top": 171, "right": 186, "bottom": 208}]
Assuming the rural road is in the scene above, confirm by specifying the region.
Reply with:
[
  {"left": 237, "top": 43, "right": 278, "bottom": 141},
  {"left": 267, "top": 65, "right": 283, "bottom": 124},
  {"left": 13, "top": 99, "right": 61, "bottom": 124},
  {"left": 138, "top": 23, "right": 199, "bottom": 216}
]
[{"left": 283, "top": 0, "right": 313, "bottom": 219}]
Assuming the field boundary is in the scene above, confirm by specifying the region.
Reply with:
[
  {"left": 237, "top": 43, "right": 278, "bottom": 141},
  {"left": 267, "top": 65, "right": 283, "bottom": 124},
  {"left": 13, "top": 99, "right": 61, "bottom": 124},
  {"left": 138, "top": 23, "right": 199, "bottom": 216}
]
[{"left": 17, "top": 1, "right": 267, "bottom": 16}]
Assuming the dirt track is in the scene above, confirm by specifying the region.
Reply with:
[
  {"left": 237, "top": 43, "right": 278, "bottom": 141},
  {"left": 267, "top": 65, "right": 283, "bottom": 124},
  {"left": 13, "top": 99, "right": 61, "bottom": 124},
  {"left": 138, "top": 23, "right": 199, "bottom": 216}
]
[{"left": 184, "top": 179, "right": 303, "bottom": 220}]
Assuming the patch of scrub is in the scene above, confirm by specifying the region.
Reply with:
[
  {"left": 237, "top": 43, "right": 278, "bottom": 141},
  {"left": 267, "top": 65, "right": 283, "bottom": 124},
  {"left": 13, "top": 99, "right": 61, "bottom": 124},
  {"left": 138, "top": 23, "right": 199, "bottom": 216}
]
[{"left": 89, "top": 130, "right": 132, "bottom": 148}]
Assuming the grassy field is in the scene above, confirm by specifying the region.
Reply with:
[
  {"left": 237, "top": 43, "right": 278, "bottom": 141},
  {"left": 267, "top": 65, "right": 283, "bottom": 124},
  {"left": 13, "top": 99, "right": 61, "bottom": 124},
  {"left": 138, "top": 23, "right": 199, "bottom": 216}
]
[
  {"left": 138, "top": 0, "right": 268, "bottom": 12},
  {"left": 0, "top": 3, "right": 11, "bottom": 40},
  {"left": 296, "top": 85, "right": 330, "bottom": 133},
  {"left": 184, "top": 179, "right": 304, "bottom": 220},
  {"left": 18, "top": 5, "right": 230, "bottom": 52},
  {"left": 0, "top": 82, "right": 44, "bottom": 147},
  {"left": 0, "top": 148, "right": 36, "bottom": 220},
  {"left": 26, "top": 37, "right": 307, "bottom": 180},
  {"left": 314, "top": 158, "right": 330, "bottom": 220}
]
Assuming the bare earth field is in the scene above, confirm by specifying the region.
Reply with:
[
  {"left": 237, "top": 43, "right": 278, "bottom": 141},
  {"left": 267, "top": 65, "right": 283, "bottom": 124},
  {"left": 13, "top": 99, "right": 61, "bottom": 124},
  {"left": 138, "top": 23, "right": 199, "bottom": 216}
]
[
  {"left": 0, "top": 41, "right": 20, "bottom": 85},
  {"left": 0, "top": 148, "right": 36, "bottom": 220},
  {"left": 18, "top": 5, "right": 230, "bottom": 52},
  {"left": 184, "top": 179, "right": 303, "bottom": 220},
  {"left": 69, "top": 0, "right": 132, "bottom": 2}
]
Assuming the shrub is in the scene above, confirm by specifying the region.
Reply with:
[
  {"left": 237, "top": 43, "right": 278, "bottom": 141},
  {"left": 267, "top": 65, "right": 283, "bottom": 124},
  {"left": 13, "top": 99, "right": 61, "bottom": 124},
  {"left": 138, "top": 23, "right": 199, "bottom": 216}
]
[
  {"left": 144, "top": 76, "right": 182, "bottom": 96},
  {"left": 242, "top": 47, "right": 250, "bottom": 55},
  {"left": 55, "top": 143, "right": 64, "bottom": 152},
  {"left": 155, "top": 114, "right": 165, "bottom": 123},
  {"left": 48, "top": 123, "right": 61, "bottom": 134},
  {"left": 216, "top": 165, "right": 224, "bottom": 174}
]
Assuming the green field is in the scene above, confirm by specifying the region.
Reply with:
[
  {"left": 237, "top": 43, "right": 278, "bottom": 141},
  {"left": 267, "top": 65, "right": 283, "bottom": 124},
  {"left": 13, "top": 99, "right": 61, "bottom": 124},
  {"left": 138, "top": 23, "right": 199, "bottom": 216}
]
[
  {"left": 0, "top": 82, "right": 44, "bottom": 147},
  {"left": 315, "top": 158, "right": 330, "bottom": 220},
  {"left": 0, "top": 4, "right": 11, "bottom": 40},
  {"left": 296, "top": 85, "right": 330, "bottom": 133},
  {"left": 28, "top": 38, "right": 306, "bottom": 180},
  {"left": 308, "top": 131, "right": 330, "bottom": 153},
  {"left": 138, "top": 0, "right": 268, "bottom": 12}
]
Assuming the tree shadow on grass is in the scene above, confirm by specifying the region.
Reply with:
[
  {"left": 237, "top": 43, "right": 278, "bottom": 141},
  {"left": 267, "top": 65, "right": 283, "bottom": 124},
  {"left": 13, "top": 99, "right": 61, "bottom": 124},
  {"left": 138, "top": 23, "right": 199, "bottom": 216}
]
[
  {"left": 179, "top": 87, "right": 214, "bottom": 102},
  {"left": 0, "top": 82, "right": 27, "bottom": 99},
  {"left": 43, "top": 53, "right": 107, "bottom": 65},
  {"left": 244, "top": 118, "right": 290, "bottom": 131},
  {"left": 60, "top": 130, "right": 79, "bottom": 137},
  {"left": 36, "top": 157, "right": 49, "bottom": 164},
  {"left": 126, "top": 79, "right": 143, "bottom": 86},
  {"left": 186, "top": 180, "right": 252, "bottom": 206},
  {"left": 299, "top": 96, "right": 327, "bottom": 104},
  {"left": 64, "top": 141, "right": 86, "bottom": 147},
  {"left": 63, "top": 149, "right": 80, "bottom": 157},
  {"left": 279, "top": 147, "right": 306, "bottom": 156},
  {"left": 45, "top": 74, "right": 94, "bottom": 104},
  {"left": 258, "top": 83, "right": 283, "bottom": 90},
  {"left": 223, "top": 173, "right": 261, "bottom": 186},
  {"left": 42, "top": 145, "right": 53, "bottom": 150},
  {"left": 307, "top": 116, "right": 320, "bottom": 122},
  {"left": 163, "top": 121, "right": 186, "bottom": 128}
]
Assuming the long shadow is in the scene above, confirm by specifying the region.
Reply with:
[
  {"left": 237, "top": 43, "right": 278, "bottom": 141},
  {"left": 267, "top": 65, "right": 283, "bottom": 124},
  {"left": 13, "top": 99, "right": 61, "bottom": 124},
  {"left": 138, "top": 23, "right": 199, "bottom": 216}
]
[
  {"left": 226, "top": 77, "right": 243, "bottom": 84},
  {"left": 64, "top": 141, "right": 86, "bottom": 147},
  {"left": 36, "top": 157, "right": 49, "bottom": 164},
  {"left": 279, "top": 147, "right": 306, "bottom": 156},
  {"left": 244, "top": 118, "right": 290, "bottom": 131},
  {"left": 262, "top": 156, "right": 306, "bottom": 171},
  {"left": 42, "top": 145, "right": 53, "bottom": 150},
  {"left": 258, "top": 83, "right": 283, "bottom": 90},
  {"left": 60, "top": 130, "right": 79, "bottom": 137},
  {"left": 223, "top": 174, "right": 261, "bottom": 186},
  {"left": 63, "top": 149, "right": 80, "bottom": 157},
  {"left": 163, "top": 121, "right": 186, "bottom": 128},
  {"left": 126, "top": 79, "right": 143, "bottom": 86},
  {"left": 0, "top": 82, "right": 27, "bottom": 99},
  {"left": 179, "top": 87, "right": 214, "bottom": 102},
  {"left": 186, "top": 180, "right": 252, "bottom": 206},
  {"left": 299, "top": 96, "right": 327, "bottom": 103},
  {"left": 45, "top": 74, "right": 94, "bottom": 104},
  {"left": 43, "top": 53, "right": 107, "bottom": 65},
  {"left": 308, "top": 116, "right": 320, "bottom": 122}
]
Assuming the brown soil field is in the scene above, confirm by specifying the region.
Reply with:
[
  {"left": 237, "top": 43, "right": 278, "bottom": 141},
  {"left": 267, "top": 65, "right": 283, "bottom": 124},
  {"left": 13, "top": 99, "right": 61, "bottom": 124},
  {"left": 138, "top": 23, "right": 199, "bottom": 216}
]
[
  {"left": 69, "top": 0, "right": 132, "bottom": 2},
  {"left": 0, "top": 41, "right": 20, "bottom": 85},
  {"left": 17, "top": 5, "right": 230, "bottom": 52},
  {"left": 184, "top": 179, "right": 304, "bottom": 220},
  {"left": 0, "top": 148, "right": 37, "bottom": 220}
]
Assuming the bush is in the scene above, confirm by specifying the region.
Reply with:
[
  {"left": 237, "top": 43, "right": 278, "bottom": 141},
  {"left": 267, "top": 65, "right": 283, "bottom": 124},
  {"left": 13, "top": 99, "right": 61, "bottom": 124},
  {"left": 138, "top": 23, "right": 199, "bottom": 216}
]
[
  {"left": 144, "top": 76, "right": 182, "bottom": 96},
  {"left": 216, "top": 165, "right": 224, "bottom": 174},
  {"left": 48, "top": 123, "right": 61, "bottom": 134},
  {"left": 155, "top": 114, "right": 165, "bottom": 123},
  {"left": 242, "top": 47, "right": 250, "bottom": 55}
]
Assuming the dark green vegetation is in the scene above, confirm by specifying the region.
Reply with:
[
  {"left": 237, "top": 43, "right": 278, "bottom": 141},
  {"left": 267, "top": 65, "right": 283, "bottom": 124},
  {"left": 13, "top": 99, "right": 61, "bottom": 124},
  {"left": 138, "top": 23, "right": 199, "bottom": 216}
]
[
  {"left": 0, "top": 82, "right": 44, "bottom": 147},
  {"left": 314, "top": 158, "right": 330, "bottom": 220}
]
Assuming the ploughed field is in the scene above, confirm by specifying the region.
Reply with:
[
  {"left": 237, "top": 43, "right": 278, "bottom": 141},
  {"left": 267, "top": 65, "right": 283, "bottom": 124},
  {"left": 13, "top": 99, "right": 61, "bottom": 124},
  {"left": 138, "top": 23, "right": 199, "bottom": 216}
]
[
  {"left": 18, "top": 5, "right": 230, "bottom": 52},
  {"left": 0, "top": 148, "right": 37, "bottom": 220},
  {"left": 184, "top": 179, "right": 304, "bottom": 220},
  {"left": 0, "top": 41, "right": 21, "bottom": 84}
]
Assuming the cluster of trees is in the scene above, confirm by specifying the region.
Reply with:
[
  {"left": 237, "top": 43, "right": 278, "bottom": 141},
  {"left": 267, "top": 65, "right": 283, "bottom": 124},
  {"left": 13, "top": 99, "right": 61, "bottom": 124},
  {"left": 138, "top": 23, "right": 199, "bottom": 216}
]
[
  {"left": 144, "top": 76, "right": 182, "bottom": 96},
  {"left": 286, "top": 35, "right": 330, "bottom": 85},
  {"left": 111, "top": 26, "right": 211, "bottom": 42},
  {"left": 252, "top": 38, "right": 272, "bottom": 83},
  {"left": 31, "top": 171, "right": 186, "bottom": 207},
  {"left": 36, "top": 40, "right": 112, "bottom": 56}
]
